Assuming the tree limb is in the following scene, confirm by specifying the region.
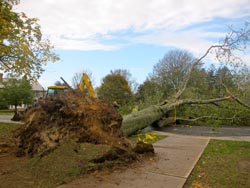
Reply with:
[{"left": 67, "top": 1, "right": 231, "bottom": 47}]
[
  {"left": 175, "top": 45, "right": 222, "bottom": 99},
  {"left": 176, "top": 96, "right": 232, "bottom": 107},
  {"left": 175, "top": 23, "right": 250, "bottom": 100},
  {"left": 122, "top": 96, "right": 232, "bottom": 136},
  {"left": 222, "top": 83, "right": 250, "bottom": 109}
]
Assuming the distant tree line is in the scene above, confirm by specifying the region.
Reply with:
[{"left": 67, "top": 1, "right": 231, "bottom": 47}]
[{"left": 93, "top": 47, "right": 250, "bottom": 126}]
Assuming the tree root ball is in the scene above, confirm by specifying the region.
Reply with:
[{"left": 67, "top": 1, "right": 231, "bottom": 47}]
[{"left": 14, "top": 91, "right": 126, "bottom": 157}]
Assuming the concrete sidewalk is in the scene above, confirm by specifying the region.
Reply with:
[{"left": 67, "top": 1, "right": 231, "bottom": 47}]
[
  {"left": 58, "top": 135, "right": 209, "bottom": 188},
  {"left": 0, "top": 114, "right": 23, "bottom": 124}
]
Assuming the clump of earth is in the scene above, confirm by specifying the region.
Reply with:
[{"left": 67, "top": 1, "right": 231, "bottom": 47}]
[{"left": 13, "top": 91, "right": 154, "bottom": 159}]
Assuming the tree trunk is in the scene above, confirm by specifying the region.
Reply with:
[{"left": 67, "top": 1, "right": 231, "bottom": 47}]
[
  {"left": 15, "top": 104, "right": 18, "bottom": 113},
  {"left": 121, "top": 105, "right": 169, "bottom": 136},
  {"left": 121, "top": 97, "right": 231, "bottom": 136},
  {"left": 11, "top": 104, "right": 22, "bottom": 121}
]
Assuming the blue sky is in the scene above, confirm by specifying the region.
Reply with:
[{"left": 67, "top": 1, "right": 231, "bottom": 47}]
[{"left": 15, "top": 0, "right": 250, "bottom": 88}]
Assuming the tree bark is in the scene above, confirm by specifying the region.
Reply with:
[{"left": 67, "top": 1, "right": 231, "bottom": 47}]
[
  {"left": 121, "top": 105, "right": 168, "bottom": 136},
  {"left": 121, "top": 96, "right": 231, "bottom": 136}
]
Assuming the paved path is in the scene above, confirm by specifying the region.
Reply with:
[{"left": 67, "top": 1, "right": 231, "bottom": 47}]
[
  {"left": 0, "top": 115, "right": 13, "bottom": 123},
  {"left": 58, "top": 135, "right": 209, "bottom": 188},
  {"left": 0, "top": 114, "right": 22, "bottom": 124},
  {"left": 154, "top": 125, "right": 250, "bottom": 137}
]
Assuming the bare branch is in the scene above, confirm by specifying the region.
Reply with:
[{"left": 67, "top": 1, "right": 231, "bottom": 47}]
[
  {"left": 177, "top": 96, "right": 231, "bottom": 106},
  {"left": 222, "top": 83, "right": 250, "bottom": 109},
  {"left": 175, "top": 22, "right": 250, "bottom": 99},
  {"left": 175, "top": 45, "right": 222, "bottom": 99}
]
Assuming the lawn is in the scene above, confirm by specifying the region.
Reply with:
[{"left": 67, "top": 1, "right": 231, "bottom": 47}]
[
  {"left": 0, "top": 123, "right": 166, "bottom": 188},
  {"left": 184, "top": 139, "right": 250, "bottom": 188},
  {"left": 0, "top": 122, "right": 21, "bottom": 140},
  {"left": 0, "top": 109, "right": 14, "bottom": 115}
]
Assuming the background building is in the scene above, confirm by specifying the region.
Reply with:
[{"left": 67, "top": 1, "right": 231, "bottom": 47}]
[{"left": 0, "top": 73, "right": 46, "bottom": 109}]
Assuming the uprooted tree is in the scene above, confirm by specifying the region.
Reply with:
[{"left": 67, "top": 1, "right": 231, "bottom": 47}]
[
  {"left": 7, "top": 22, "right": 250, "bottom": 163},
  {"left": 13, "top": 90, "right": 153, "bottom": 162},
  {"left": 121, "top": 21, "right": 250, "bottom": 136}
]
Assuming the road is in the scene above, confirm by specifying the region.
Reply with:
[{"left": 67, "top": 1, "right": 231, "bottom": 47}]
[
  {"left": 0, "top": 114, "right": 22, "bottom": 124},
  {"left": 151, "top": 125, "right": 250, "bottom": 137}
]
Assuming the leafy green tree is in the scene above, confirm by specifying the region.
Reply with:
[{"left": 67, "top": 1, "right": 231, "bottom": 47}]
[
  {"left": 215, "top": 66, "right": 235, "bottom": 93},
  {"left": 206, "top": 64, "right": 217, "bottom": 93},
  {"left": 204, "top": 65, "right": 236, "bottom": 97},
  {"left": 0, "top": 76, "right": 34, "bottom": 112},
  {"left": 136, "top": 50, "right": 197, "bottom": 107},
  {"left": 0, "top": 91, "right": 8, "bottom": 109},
  {"left": 0, "top": 0, "right": 59, "bottom": 80},
  {"left": 110, "top": 69, "right": 137, "bottom": 92},
  {"left": 97, "top": 70, "right": 134, "bottom": 114},
  {"left": 184, "top": 67, "right": 209, "bottom": 98},
  {"left": 136, "top": 79, "right": 163, "bottom": 108},
  {"left": 235, "top": 67, "right": 250, "bottom": 101}
]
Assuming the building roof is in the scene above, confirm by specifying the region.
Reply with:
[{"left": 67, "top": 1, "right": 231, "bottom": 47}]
[
  {"left": 31, "top": 81, "right": 44, "bottom": 91},
  {"left": 0, "top": 74, "right": 44, "bottom": 91}
]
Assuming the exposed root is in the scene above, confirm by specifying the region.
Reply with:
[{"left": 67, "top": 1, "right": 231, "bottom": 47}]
[{"left": 13, "top": 91, "right": 154, "bottom": 159}]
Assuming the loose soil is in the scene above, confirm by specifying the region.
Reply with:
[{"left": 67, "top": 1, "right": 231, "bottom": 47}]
[
  {"left": 0, "top": 91, "right": 154, "bottom": 188},
  {"left": 0, "top": 153, "right": 34, "bottom": 188}
]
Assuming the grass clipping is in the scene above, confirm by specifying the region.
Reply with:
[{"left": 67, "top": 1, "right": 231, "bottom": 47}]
[{"left": 14, "top": 91, "right": 154, "bottom": 160}]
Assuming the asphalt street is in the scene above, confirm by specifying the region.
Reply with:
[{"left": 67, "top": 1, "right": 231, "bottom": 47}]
[
  {"left": 153, "top": 125, "right": 250, "bottom": 137},
  {"left": 0, "top": 114, "right": 13, "bottom": 121},
  {"left": 0, "top": 114, "right": 22, "bottom": 124}
]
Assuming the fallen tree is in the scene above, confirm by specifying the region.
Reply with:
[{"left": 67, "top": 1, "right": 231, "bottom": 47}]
[
  {"left": 9, "top": 22, "right": 250, "bottom": 158},
  {"left": 122, "top": 22, "right": 250, "bottom": 136},
  {"left": 121, "top": 96, "right": 233, "bottom": 136}
]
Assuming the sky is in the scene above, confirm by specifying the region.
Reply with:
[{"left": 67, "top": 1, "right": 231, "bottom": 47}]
[{"left": 15, "top": 0, "right": 250, "bottom": 88}]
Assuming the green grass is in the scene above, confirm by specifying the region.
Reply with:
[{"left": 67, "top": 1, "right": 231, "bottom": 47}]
[
  {"left": 26, "top": 141, "right": 112, "bottom": 187},
  {"left": 31, "top": 132, "right": 167, "bottom": 187},
  {"left": 0, "top": 109, "right": 15, "bottom": 115},
  {"left": 184, "top": 139, "right": 250, "bottom": 188},
  {"left": 23, "top": 132, "right": 167, "bottom": 188},
  {"left": 0, "top": 122, "right": 21, "bottom": 139},
  {"left": 0, "top": 124, "right": 167, "bottom": 188}
]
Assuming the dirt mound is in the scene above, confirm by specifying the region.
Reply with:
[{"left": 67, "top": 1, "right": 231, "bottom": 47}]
[{"left": 14, "top": 91, "right": 140, "bottom": 157}]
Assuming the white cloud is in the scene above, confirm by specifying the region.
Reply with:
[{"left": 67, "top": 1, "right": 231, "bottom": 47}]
[
  {"left": 50, "top": 35, "right": 119, "bottom": 51},
  {"left": 134, "top": 30, "right": 219, "bottom": 55},
  {"left": 15, "top": 0, "right": 250, "bottom": 51},
  {"left": 237, "top": 51, "right": 250, "bottom": 66}
]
